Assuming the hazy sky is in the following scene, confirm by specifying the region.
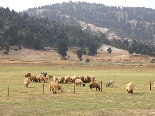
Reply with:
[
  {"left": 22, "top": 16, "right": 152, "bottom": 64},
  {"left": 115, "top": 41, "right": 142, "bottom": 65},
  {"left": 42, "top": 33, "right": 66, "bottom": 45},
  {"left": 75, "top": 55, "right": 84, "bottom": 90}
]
[{"left": 1, "top": 0, "right": 155, "bottom": 12}]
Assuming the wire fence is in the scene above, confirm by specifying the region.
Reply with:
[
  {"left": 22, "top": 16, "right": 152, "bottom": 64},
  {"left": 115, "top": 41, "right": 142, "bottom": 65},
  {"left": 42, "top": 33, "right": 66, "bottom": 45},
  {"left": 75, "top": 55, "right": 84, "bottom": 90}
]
[{"left": 0, "top": 81, "right": 154, "bottom": 96}]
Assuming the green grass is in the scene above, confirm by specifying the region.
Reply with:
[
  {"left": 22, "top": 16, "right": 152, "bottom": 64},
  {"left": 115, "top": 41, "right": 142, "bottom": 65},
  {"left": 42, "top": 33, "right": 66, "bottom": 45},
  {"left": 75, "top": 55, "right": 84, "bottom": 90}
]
[{"left": 0, "top": 63, "right": 155, "bottom": 115}]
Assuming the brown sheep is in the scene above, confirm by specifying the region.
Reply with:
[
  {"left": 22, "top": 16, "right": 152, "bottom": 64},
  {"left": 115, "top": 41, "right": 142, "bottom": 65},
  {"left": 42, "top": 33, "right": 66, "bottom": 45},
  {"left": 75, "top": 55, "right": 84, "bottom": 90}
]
[
  {"left": 75, "top": 79, "right": 83, "bottom": 86},
  {"left": 49, "top": 82, "right": 55, "bottom": 91},
  {"left": 36, "top": 75, "right": 41, "bottom": 82},
  {"left": 24, "top": 77, "right": 30, "bottom": 87},
  {"left": 79, "top": 75, "right": 85, "bottom": 82},
  {"left": 127, "top": 82, "right": 134, "bottom": 94},
  {"left": 49, "top": 82, "right": 63, "bottom": 94},
  {"left": 70, "top": 75, "right": 77, "bottom": 83},
  {"left": 89, "top": 82, "right": 100, "bottom": 91},
  {"left": 25, "top": 73, "right": 31, "bottom": 77},
  {"left": 64, "top": 76, "right": 71, "bottom": 83},
  {"left": 29, "top": 75, "right": 38, "bottom": 82},
  {"left": 40, "top": 76, "right": 48, "bottom": 83},
  {"left": 89, "top": 75, "right": 95, "bottom": 82},
  {"left": 84, "top": 75, "right": 91, "bottom": 83},
  {"left": 49, "top": 75, "right": 53, "bottom": 80},
  {"left": 58, "top": 77, "right": 65, "bottom": 83}
]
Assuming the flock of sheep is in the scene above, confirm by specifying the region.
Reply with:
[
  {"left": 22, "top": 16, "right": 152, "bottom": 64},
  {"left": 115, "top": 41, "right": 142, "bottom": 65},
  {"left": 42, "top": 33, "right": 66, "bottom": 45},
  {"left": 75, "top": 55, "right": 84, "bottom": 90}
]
[{"left": 24, "top": 72, "right": 134, "bottom": 94}]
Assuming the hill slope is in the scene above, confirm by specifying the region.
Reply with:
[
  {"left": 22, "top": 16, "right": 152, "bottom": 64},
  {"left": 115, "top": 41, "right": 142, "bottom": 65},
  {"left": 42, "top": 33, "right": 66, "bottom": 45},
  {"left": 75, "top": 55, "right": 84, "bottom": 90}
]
[{"left": 26, "top": 1, "right": 155, "bottom": 45}]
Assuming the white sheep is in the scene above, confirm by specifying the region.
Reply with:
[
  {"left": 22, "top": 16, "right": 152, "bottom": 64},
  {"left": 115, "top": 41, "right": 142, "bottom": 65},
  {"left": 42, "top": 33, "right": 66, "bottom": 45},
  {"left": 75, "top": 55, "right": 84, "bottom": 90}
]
[
  {"left": 126, "top": 82, "right": 134, "bottom": 94},
  {"left": 75, "top": 79, "right": 83, "bottom": 86},
  {"left": 106, "top": 80, "right": 114, "bottom": 87},
  {"left": 53, "top": 76, "right": 58, "bottom": 82},
  {"left": 24, "top": 77, "right": 30, "bottom": 87}
]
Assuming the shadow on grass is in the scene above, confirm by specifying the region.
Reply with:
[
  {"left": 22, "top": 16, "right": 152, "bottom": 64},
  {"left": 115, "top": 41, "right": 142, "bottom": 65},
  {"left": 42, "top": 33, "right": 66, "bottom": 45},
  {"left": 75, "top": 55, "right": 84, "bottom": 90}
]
[{"left": 131, "top": 92, "right": 145, "bottom": 95}]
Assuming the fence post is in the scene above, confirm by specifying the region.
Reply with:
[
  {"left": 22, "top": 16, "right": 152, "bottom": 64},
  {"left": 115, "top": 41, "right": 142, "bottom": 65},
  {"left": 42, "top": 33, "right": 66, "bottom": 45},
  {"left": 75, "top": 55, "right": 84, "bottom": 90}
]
[
  {"left": 74, "top": 84, "right": 75, "bottom": 93},
  {"left": 43, "top": 84, "right": 44, "bottom": 94},
  {"left": 150, "top": 81, "right": 151, "bottom": 91},
  {"left": 8, "top": 86, "right": 9, "bottom": 96},
  {"left": 101, "top": 81, "right": 102, "bottom": 92}
]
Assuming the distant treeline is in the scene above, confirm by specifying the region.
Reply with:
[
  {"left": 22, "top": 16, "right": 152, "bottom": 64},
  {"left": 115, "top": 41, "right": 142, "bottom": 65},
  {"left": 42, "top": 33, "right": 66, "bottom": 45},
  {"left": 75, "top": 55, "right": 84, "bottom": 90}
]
[{"left": 0, "top": 7, "right": 155, "bottom": 56}]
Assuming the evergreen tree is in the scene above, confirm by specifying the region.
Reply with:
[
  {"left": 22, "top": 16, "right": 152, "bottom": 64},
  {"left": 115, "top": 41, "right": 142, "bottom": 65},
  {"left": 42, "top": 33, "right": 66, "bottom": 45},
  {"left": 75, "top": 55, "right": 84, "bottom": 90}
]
[
  {"left": 57, "top": 41, "right": 68, "bottom": 58},
  {"left": 3, "top": 41, "right": 9, "bottom": 54},
  {"left": 107, "top": 47, "right": 112, "bottom": 53},
  {"left": 76, "top": 49, "right": 83, "bottom": 61},
  {"left": 88, "top": 43, "right": 97, "bottom": 56}
]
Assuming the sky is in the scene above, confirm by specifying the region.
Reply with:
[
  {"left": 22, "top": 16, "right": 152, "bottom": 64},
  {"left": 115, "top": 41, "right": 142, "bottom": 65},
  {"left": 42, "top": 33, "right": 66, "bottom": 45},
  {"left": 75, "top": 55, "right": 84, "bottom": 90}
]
[{"left": 1, "top": 0, "right": 155, "bottom": 12}]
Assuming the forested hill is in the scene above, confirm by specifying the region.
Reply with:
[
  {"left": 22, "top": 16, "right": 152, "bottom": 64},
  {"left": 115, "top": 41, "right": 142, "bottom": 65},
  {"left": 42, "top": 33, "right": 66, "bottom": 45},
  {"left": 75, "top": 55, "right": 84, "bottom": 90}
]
[
  {"left": 0, "top": 6, "right": 155, "bottom": 56},
  {"left": 25, "top": 1, "right": 155, "bottom": 46},
  {"left": 0, "top": 7, "right": 109, "bottom": 53}
]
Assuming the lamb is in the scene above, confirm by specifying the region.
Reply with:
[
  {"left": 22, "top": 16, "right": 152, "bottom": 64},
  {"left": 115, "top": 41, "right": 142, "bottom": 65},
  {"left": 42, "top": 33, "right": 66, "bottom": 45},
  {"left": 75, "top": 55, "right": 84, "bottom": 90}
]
[
  {"left": 25, "top": 73, "right": 31, "bottom": 77},
  {"left": 106, "top": 80, "right": 114, "bottom": 87},
  {"left": 75, "top": 79, "right": 83, "bottom": 86},
  {"left": 58, "top": 77, "right": 65, "bottom": 83},
  {"left": 89, "top": 82, "right": 100, "bottom": 91},
  {"left": 126, "top": 82, "right": 134, "bottom": 94},
  {"left": 24, "top": 77, "right": 30, "bottom": 87}
]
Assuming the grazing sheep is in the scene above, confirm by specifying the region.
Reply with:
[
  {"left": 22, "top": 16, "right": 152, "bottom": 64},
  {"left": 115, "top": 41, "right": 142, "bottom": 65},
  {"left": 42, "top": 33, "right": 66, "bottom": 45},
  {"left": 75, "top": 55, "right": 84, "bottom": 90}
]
[
  {"left": 84, "top": 75, "right": 91, "bottom": 83},
  {"left": 24, "top": 77, "right": 30, "bottom": 87},
  {"left": 36, "top": 75, "right": 41, "bottom": 82},
  {"left": 58, "top": 77, "right": 65, "bottom": 83},
  {"left": 49, "top": 82, "right": 55, "bottom": 91},
  {"left": 40, "top": 76, "right": 48, "bottom": 83},
  {"left": 154, "top": 82, "right": 155, "bottom": 87},
  {"left": 29, "top": 75, "right": 38, "bottom": 82},
  {"left": 75, "top": 79, "right": 84, "bottom": 86},
  {"left": 64, "top": 76, "right": 71, "bottom": 83},
  {"left": 89, "top": 82, "right": 100, "bottom": 91},
  {"left": 53, "top": 76, "right": 58, "bottom": 82},
  {"left": 106, "top": 80, "right": 114, "bottom": 87},
  {"left": 79, "top": 75, "right": 85, "bottom": 82},
  {"left": 49, "top": 82, "right": 63, "bottom": 94},
  {"left": 49, "top": 75, "right": 53, "bottom": 80},
  {"left": 89, "top": 75, "right": 95, "bottom": 82},
  {"left": 126, "top": 82, "right": 134, "bottom": 94},
  {"left": 70, "top": 75, "right": 77, "bottom": 83},
  {"left": 25, "top": 73, "right": 31, "bottom": 77}
]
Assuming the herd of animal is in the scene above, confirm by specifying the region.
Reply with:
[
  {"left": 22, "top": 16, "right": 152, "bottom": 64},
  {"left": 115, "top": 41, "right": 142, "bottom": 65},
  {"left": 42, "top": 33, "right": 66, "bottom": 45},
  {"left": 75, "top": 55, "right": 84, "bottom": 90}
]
[{"left": 24, "top": 72, "right": 134, "bottom": 94}]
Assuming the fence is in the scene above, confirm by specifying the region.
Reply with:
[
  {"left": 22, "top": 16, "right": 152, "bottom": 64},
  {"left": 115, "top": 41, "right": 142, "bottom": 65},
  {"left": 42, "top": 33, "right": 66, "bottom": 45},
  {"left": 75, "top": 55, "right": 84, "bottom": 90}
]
[{"left": 0, "top": 81, "right": 154, "bottom": 96}]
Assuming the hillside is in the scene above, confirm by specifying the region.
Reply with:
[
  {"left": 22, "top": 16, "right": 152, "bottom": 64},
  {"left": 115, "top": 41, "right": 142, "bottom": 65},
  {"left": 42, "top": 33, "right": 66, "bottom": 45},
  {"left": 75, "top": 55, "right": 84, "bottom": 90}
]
[{"left": 26, "top": 1, "right": 155, "bottom": 46}]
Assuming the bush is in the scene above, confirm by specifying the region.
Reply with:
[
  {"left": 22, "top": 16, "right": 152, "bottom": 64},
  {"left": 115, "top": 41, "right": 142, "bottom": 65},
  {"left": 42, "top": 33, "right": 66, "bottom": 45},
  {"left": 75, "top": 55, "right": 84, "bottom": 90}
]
[{"left": 86, "top": 58, "right": 90, "bottom": 62}]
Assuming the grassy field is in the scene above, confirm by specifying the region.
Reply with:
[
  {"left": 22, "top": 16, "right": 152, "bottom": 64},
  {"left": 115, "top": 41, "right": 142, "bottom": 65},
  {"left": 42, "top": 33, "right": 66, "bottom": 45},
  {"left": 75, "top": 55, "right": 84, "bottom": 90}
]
[{"left": 0, "top": 63, "right": 155, "bottom": 116}]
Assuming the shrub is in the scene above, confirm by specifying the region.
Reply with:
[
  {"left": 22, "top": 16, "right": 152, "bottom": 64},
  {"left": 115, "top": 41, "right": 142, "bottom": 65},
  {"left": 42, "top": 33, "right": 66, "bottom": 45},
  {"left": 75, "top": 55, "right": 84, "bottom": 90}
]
[{"left": 86, "top": 58, "right": 90, "bottom": 62}]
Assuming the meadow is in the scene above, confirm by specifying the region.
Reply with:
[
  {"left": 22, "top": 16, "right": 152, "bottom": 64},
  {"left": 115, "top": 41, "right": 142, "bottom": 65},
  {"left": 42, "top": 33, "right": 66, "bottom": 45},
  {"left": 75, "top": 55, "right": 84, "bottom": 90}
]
[{"left": 0, "top": 63, "right": 155, "bottom": 116}]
